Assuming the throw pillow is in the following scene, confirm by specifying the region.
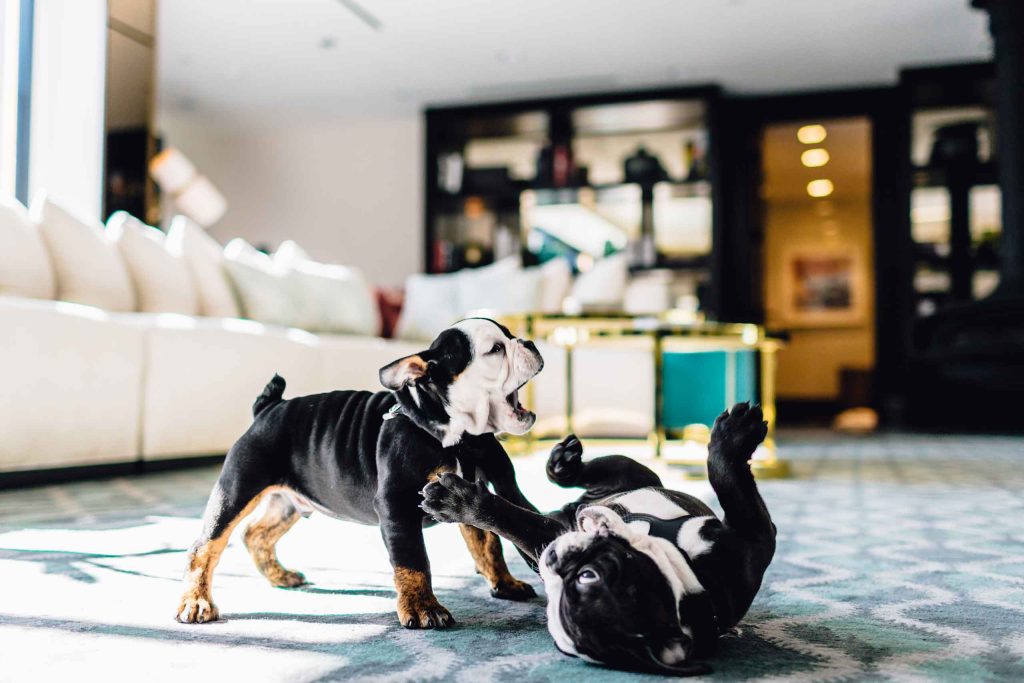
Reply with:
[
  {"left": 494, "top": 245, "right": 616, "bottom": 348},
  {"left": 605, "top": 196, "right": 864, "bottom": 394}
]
[
  {"left": 395, "top": 271, "right": 462, "bottom": 341},
  {"left": 222, "top": 239, "right": 300, "bottom": 328},
  {"left": 571, "top": 253, "right": 628, "bottom": 308},
  {"left": 538, "top": 257, "right": 572, "bottom": 313},
  {"left": 165, "top": 215, "right": 240, "bottom": 318},
  {"left": 0, "top": 196, "right": 55, "bottom": 299},
  {"left": 31, "top": 194, "right": 135, "bottom": 311},
  {"left": 106, "top": 212, "right": 198, "bottom": 315}
]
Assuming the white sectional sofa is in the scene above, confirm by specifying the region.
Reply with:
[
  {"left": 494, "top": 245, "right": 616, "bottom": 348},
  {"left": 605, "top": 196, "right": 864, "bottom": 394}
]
[
  {"left": 0, "top": 296, "right": 422, "bottom": 474},
  {"left": 0, "top": 194, "right": 428, "bottom": 477},
  {"left": 0, "top": 193, "right": 653, "bottom": 480}
]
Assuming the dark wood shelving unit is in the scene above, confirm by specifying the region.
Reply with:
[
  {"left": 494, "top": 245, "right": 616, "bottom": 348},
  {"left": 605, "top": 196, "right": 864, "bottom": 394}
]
[{"left": 424, "top": 85, "right": 724, "bottom": 313}]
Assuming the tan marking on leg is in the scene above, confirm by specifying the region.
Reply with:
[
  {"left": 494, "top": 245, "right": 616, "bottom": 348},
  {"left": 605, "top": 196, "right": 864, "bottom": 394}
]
[
  {"left": 460, "top": 524, "right": 536, "bottom": 600},
  {"left": 176, "top": 486, "right": 278, "bottom": 623},
  {"left": 426, "top": 465, "right": 453, "bottom": 484},
  {"left": 243, "top": 494, "right": 305, "bottom": 587},
  {"left": 393, "top": 566, "right": 453, "bottom": 628}
]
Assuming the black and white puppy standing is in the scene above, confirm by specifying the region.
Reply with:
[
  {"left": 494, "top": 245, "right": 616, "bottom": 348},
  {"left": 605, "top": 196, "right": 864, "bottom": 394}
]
[
  {"left": 421, "top": 403, "right": 776, "bottom": 676},
  {"left": 176, "top": 318, "right": 543, "bottom": 629}
]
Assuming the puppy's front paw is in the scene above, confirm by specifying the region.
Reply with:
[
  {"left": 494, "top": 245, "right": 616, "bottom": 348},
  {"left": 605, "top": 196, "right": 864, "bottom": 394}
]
[
  {"left": 176, "top": 593, "right": 219, "bottom": 624},
  {"left": 420, "top": 473, "right": 489, "bottom": 524},
  {"left": 397, "top": 597, "right": 455, "bottom": 629},
  {"left": 491, "top": 577, "right": 537, "bottom": 601},
  {"left": 711, "top": 402, "right": 768, "bottom": 462},
  {"left": 546, "top": 434, "right": 583, "bottom": 486}
]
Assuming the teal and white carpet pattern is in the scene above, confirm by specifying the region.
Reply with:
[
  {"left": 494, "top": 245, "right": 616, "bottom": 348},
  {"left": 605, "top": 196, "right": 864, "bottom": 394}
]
[{"left": 2, "top": 433, "right": 1024, "bottom": 682}]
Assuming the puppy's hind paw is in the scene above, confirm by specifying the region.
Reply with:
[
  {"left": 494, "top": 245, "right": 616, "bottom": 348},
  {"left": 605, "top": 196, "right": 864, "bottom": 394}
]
[
  {"left": 710, "top": 402, "right": 768, "bottom": 462},
  {"left": 546, "top": 434, "right": 584, "bottom": 486}
]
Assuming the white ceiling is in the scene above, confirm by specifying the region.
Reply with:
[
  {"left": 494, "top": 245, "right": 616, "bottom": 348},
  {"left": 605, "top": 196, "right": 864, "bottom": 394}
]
[{"left": 155, "top": 0, "right": 993, "bottom": 127}]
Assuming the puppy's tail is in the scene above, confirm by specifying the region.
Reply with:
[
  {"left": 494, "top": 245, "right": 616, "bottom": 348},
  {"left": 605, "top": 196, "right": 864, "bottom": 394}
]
[{"left": 253, "top": 374, "right": 286, "bottom": 417}]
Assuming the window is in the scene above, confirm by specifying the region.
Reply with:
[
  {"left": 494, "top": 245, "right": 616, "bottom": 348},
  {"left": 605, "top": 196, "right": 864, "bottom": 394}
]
[{"left": 0, "top": 0, "right": 22, "bottom": 195}]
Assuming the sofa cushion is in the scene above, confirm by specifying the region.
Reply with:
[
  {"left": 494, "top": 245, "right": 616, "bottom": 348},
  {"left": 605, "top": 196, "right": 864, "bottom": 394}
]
[
  {"left": 106, "top": 212, "right": 198, "bottom": 315},
  {"left": 134, "top": 315, "right": 322, "bottom": 459},
  {"left": 316, "top": 333, "right": 423, "bottom": 393},
  {"left": 0, "top": 297, "right": 145, "bottom": 471},
  {"left": 165, "top": 215, "right": 240, "bottom": 318},
  {"left": 0, "top": 196, "right": 55, "bottom": 300},
  {"left": 31, "top": 195, "right": 136, "bottom": 311}
]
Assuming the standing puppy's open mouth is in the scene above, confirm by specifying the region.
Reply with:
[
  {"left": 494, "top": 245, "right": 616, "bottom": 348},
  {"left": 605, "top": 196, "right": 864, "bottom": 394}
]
[{"left": 506, "top": 387, "right": 531, "bottom": 419}]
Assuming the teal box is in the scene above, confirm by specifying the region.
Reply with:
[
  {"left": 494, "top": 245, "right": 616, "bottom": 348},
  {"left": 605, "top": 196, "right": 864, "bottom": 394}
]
[{"left": 662, "top": 350, "right": 758, "bottom": 429}]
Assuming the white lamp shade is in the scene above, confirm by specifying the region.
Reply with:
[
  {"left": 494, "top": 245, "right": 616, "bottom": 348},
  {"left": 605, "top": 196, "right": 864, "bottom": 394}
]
[
  {"left": 149, "top": 148, "right": 197, "bottom": 194},
  {"left": 175, "top": 175, "right": 227, "bottom": 227}
]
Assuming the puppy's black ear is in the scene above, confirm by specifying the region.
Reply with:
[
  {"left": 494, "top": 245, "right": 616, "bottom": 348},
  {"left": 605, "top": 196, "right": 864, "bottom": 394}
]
[{"left": 379, "top": 352, "right": 433, "bottom": 390}]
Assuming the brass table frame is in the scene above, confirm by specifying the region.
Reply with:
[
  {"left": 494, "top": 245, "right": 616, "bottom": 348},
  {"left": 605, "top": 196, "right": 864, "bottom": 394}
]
[{"left": 503, "top": 312, "right": 790, "bottom": 479}]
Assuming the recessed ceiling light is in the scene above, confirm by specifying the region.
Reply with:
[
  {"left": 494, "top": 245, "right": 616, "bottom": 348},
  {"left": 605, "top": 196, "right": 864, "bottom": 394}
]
[
  {"left": 797, "top": 124, "right": 827, "bottom": 144},
  {"left": 807, "top": 179, "right": 834, "bottom": 198},
  {"left": 801, "top": 148, "right": 830, "bottom": 168}
]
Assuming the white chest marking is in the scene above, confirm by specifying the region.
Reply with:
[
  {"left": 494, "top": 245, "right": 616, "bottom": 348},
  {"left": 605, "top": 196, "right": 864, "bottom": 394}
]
[
  {"left": 609, "top": 488, "right": 687, "bottom": 519},
  {"left": 677, "top": 516, "right": 715, "bottom": 558}
]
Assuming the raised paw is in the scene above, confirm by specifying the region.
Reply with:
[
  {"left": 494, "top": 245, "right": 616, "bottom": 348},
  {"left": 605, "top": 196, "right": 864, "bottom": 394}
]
[
  {"left": 397, "top": 598, "right": 455, "bottom": 629},
  {"left": 710, "top": 402, "right": 768, "bottom": 462},
  {"left": 420, "top": 473, "right": 490, "bottom": 524},
  {"left": 176, "top": 594, "right": 219, "bottom": 624},
  {"left": 546, "top": 433, "right": 583, "bottom": 486},
  {"left": 490, "top": 577, "right": 537, "bottom": 601}
]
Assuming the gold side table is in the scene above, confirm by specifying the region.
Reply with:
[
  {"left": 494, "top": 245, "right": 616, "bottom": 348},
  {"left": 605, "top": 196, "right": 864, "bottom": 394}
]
[{"left": 503, "top": 312, "right": 790, "bottom": 480}]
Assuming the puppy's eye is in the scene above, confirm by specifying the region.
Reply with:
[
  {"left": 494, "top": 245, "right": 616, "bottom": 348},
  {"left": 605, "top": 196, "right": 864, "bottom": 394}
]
[
  {"left": 487, "top": 342, "right": 504, "bottom": 355},
  {"left": 577, "top": 568, "right": 600, "bottom": 585}
]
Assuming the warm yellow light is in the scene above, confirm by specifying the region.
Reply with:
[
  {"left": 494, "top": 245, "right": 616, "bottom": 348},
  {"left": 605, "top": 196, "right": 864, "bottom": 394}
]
[
  {"left": 801, "top": 148, "right": 830, "bottom": 167},
  {"left": 807, "top": 179, "right": 834, "bottom": 198},
  {"left": 797, "top": 124, "right": 827, "bottom": 144}
]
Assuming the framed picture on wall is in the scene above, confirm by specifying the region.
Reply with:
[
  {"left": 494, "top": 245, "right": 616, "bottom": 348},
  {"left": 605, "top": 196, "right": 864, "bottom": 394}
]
[{"left": 782, "top": 246, "right": 867, "bottom": 327}]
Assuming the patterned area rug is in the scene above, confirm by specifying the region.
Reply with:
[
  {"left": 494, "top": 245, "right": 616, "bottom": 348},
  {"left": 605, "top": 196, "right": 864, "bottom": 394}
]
[{"left": 2, "top": 433, "right": 1024, "bottom": 682}]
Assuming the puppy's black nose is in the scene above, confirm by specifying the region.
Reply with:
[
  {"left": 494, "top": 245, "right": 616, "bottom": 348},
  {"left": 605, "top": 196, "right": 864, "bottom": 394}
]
[{"left": 522, "top": 340, "right": 537, "bottom": 353}]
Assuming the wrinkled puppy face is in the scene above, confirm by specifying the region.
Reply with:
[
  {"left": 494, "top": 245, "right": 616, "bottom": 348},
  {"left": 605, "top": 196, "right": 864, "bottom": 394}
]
[
  {"left": 450, "top": 318, "right": 544, "bottom": 435},
  {"left": 379, "top": 318, "right": 543, "bottom": 445},
  {"left": 539, "top": 530, "right": 710, "bottom": 676}
]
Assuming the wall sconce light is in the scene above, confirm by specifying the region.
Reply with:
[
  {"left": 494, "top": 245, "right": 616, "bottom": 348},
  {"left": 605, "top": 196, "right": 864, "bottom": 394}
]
[
  {"left": 801, "top": 148, "right": 830, "bottom": 168},
  {"left": 797, "top": 124, "right": 827, "bottom": 145},
  {"left": 807, "top": 179, "right": 834, "bottom": 198}
]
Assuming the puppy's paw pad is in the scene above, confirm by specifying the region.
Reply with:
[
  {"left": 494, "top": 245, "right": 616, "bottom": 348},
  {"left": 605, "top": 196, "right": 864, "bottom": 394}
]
[
  {"left": 490, "top": 578, "right": 537, "bottom": 601},
  {"left": 576, "top": 505, "right": 627, "bottom": 536},
  {"left": 711, "top": 402, "right": 768, "bottom": 458},
  {"left": 176, "top": 596, "right": 219, "bottom": 624},
  {"left": 420, "top": 474, "right": 488, "bottom": 524},
  {"left": 546, "top": 434, "right": 584, "bottom": 485}
]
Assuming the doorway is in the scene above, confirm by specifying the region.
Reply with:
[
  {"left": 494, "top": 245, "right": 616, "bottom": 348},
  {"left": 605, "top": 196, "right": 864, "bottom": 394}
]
[{"left": 761, "top": 117, "right": 876, "bottom": 420}]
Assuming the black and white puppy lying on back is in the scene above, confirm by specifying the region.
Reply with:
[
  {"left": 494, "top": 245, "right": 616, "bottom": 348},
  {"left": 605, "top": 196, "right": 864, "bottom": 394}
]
[{"left": 421, "top": 403, "right": 776, "bottom": 676}]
